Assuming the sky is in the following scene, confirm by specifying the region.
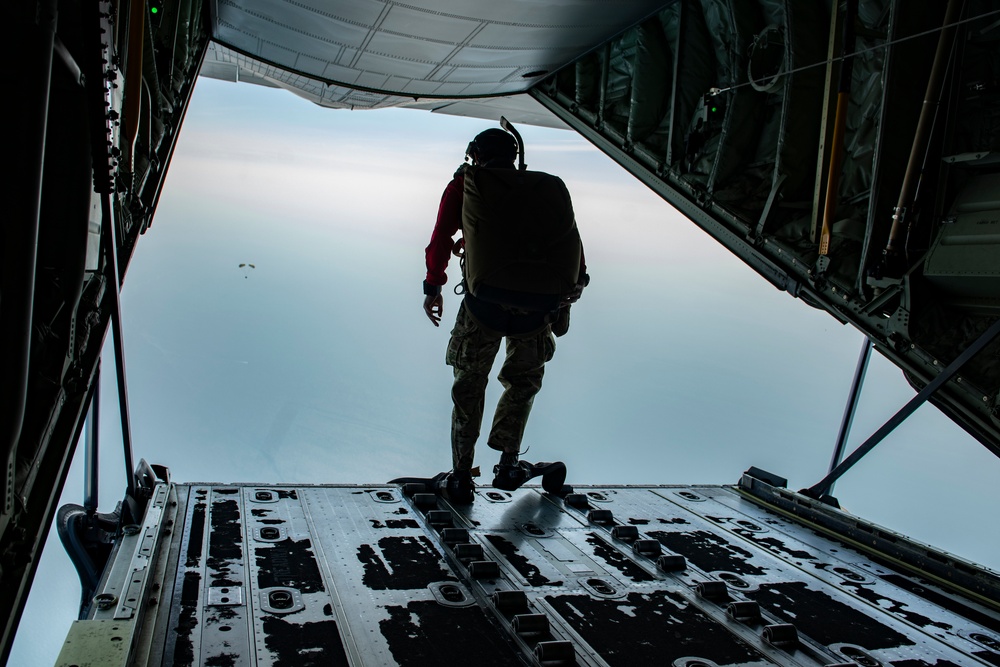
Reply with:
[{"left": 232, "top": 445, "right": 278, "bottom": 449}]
[{"left": 11, "top": 77, "right": 1000, "bottom": 665}]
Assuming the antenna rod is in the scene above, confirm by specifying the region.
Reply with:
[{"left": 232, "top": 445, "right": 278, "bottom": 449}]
[{"left": 500, "top": 116, "right": 526, "bottom": 171}]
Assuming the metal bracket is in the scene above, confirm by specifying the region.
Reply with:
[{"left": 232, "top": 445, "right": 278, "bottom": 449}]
[{"left": 751, "top": 173, "right": 787, "bottom": 241}]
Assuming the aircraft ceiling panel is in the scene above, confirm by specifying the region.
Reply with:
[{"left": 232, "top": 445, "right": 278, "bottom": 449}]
[
  {"left": 354, "top": 49, "right": 440, "bottom": 81},
  {"left": 354, "top": 70, "right": 393, "bottom": 91},
  {"left": 447, "top": 45, "right": 553, "bottom": 70},
  {"left": 405, "top": 97, "right": 570, "bottom": 130},
  {"left": 378, "top": 3, "right": 482, "bottom": 42},
  {"left": 364, "top": 28, "right": 461, "bottom": 64},
  {"left": 283, "top": 0, "right": 387, "bottom": 25},
  {"left": 217, "top": 9, "right": 366, "bottom": 57},
  {"left": 296, "top": 52, "right": 337, "bottom": 77},
  {"left": 201, "top": 41, "right": 569, "bottom": 129},
  {"left": 211, "top": 0, "right": 675, "bottom": 99},
  {"left": 469, "top": 22, "right": 602, "bottom": 51}
]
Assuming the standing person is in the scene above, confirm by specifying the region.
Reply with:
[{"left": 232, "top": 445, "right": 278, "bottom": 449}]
[{"left": 422, "top": 122, "right": 588, "bottom": 503}]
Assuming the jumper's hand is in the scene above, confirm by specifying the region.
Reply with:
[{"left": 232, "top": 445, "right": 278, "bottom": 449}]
[
  {"left": 562, "top": 282, "right": 584, "bottom": 306},
  {"left": 424, "top": 293, "right": 443, "bottom": 326}
]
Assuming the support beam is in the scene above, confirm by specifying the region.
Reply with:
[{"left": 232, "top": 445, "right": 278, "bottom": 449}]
[
  {"left": 826, "top": 336, "right": 873, "bottom": 495},
  {"left": 99, "top": 193, "right": 136, "bottom": 499},
  {"left": 84, "top": 366, "right": 101, "bottom": 513},
  {"left": 807, "top": 317, "right": 1000, "bottom": 499}
]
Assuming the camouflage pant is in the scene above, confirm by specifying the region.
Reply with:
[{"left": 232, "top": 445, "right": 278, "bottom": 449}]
[{"left": 446, "top": 302, "right": 556, "bottom": 472}]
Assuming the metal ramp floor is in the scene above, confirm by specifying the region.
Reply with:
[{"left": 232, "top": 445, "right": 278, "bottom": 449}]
[{"left": 58, "top": 474, "right": 1000, "bottom": 666}]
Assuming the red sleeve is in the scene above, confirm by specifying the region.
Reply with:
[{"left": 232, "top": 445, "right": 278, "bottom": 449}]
[{"left": 424, "top": 173, "right": 465, "bottom": 288}]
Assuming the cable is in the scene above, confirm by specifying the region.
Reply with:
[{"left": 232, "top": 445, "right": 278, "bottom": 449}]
[{"left": 710, "top": 7, "right": 1000, "bottom": 98}]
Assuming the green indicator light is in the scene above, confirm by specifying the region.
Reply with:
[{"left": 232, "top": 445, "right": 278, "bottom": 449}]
[
  {"left": 151, "top": 6, "right": 158, "bottom": 12},
  {"left": 710, "top": 106, "right": 717, "bottom": 113}
]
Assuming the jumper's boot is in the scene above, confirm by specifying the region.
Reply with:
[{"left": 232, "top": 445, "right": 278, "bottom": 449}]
[
  {"left": 492, "top": 452, "right": 533, "bottom": 491},
  {"left": 438, "top": 469, "right": 475, "bottom": 504},
  {"left": 536, "top": 461, "right": 568, "bottom": 496}
]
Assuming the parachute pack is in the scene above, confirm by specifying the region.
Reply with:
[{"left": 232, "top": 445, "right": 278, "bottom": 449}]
[{"left": 461, "top": 165, "right": 581, "bottom": 311}]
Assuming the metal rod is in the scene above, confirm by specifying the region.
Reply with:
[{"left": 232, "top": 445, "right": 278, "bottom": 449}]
[
  {"left": 2, "top": 0, "right": 57, "bottom": 517},
  {"left": 826, "top": 336, "right": 872, "bottom": 494},
  {"left": 100, "top": 192, "right": 136, "bottom": 497},
  {"left": 808, "top": 316, "right": 1000, "bottom": 498},
  {"left": 597, "top": 42, "right": 610, "bottom": 129},
  {"left": 819, "top": 0, "right": 857, "bottom": 256},
  {"left": 84, "top": 365, "right": 100, "bottom": 513},
  {"left": 122, "top": 0, "right": 146, "bottom": 171},
  {"left": 665, "top": 0, "right": 684, "bottom": 166},
  {"left": 885, "top": 0, "right": 964, "bottom": 256}
]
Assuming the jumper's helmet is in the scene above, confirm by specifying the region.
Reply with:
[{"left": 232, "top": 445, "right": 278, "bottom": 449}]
[{"left": 466, "top": 128, "right": 517, "bottom": 165}]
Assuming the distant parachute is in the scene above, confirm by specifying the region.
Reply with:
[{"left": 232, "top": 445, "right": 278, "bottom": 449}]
[{"left": 239, "top": 263, "right": 256, "bottom": 278}]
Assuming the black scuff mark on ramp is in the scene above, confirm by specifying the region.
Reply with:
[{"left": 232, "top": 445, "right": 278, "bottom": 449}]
[
  {"left": 172, "top": 570, "right": 201, "bottom": 666},
  {"left": 546, "top": 590, "right": 764, "bottom": 666},
  {"left": 972, "top": 651, "right": 1000, "bottom": 667},
  {"left": 880, "top": 573, "right": 1000, "bottom": 634},
  {"left": 275, "top": 489, "right": 298, "bottom": 499},
  {"left": 207, "top": 606, "right": 239, "bottom": 624},
  {"left": 208, "top": 498, "right": 243, "bottom": 587},
  {"left": 628, "top": 518, "right": 650, "bottom": 525},
  {"left": 888, "top": 660, "right": 962, "bottom": 667},
  {"left": 485, "top": 534, "right": 562, "bottom": 586},
  {"left": 973, "top": 651, "right": 1000, "bottom": 667},
  {"left": 205, "top": 653, "right": 238, "bottom": 666},
  {"left": 747, "top": 581, "right": 914, "bottom": 650},
  {"left": 256, "top": 537, "right": 325, "bottom": 593},
  {"left": 261, "top": 615, "right": 348, "bottom": 666},
  {"left": 658, "top": 517, "right": 689, "bottom": 524},
  {"left": 369, "top": 519, "right": 420, "bottom": 529},
  {"left": 586, "top": 533, "right": 654, "bottom": 582},
  {"left": 358, "top": 536, "right": 455, "bottom": 590},
  {"left": 380, "top": 600, "right": 521, "bottom": 666},
  {"left": 251, "top": 508, "right": 272, "bottom": 517},
  {"left": 186, "top": 501, "right": 206, "bottom": 567},
  {"left": 840, "top": 581, "right": 951, "bottom": 631},
  {"left": 734, "top": 530, "right": 817, "bottom": 560},
  {"left": 392, "top": 507, "right": 410, "bottom": 515},
  {"left": 649, "top": 530, "right": 765, "bottom": 576}
]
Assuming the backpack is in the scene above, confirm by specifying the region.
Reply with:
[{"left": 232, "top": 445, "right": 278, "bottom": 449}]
[{"left": 461, "top": 166, "right": 581, "bottom": 311}]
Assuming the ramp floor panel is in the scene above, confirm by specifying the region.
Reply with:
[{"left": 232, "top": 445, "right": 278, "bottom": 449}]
[{"left": 68, "top": 483, "right": 1000, "bottom": 667}]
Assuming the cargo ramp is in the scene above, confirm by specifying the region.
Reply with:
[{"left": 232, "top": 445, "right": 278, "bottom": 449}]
[{"left": 56, "top": 470, "right": 1000, "bottom": 666}]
